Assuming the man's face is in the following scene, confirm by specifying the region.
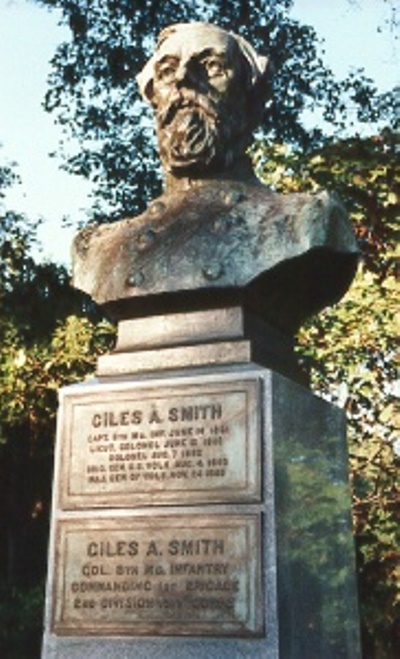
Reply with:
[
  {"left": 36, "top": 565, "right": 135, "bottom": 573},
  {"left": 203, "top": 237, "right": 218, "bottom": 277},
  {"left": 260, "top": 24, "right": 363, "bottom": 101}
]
[
  {"left": 152, "top": 27, "right": 240, "bottom": 106},
  {"left": 149, "top": 25, "right": 248, "bottom": 175}
]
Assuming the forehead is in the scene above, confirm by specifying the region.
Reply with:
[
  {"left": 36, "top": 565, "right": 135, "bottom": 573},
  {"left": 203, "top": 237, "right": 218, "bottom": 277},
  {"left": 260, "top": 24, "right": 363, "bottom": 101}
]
[{"left": 155, "top": 26, "right": 236, "bottom": 63}]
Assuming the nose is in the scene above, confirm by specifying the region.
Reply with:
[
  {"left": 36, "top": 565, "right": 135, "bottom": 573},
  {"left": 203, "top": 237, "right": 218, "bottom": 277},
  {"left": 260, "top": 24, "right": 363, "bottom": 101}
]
[{"left": 175, "top": 61, "right": 196, "bottom": 88}]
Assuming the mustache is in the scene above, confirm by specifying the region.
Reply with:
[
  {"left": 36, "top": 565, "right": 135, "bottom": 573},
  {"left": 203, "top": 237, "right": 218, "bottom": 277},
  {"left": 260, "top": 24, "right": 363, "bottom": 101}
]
[{"left": 157, "top": 89, "right": 220, "bottom": 128}]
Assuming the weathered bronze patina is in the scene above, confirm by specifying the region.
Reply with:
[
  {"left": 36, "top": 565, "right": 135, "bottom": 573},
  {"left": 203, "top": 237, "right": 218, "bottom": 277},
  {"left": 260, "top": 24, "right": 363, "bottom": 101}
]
[{"left": 72, "top": 22, "right": 358, "bottom": 335}]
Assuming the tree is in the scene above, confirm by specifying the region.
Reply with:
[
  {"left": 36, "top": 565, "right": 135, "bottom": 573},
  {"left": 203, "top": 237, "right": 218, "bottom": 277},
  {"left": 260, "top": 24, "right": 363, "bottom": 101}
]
[{"left": 36, "top": 0, "right": 394, "bottom": 218}]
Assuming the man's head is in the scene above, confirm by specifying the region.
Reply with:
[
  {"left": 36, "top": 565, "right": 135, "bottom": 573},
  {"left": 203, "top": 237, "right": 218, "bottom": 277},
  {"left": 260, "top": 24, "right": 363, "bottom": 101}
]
[{"left": 137, "top": 23, "right": 269, "bottom": 178}]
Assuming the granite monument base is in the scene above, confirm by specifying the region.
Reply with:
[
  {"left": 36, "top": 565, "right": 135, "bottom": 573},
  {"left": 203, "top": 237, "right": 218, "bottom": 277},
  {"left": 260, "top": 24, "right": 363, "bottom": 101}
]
[{"left": 42, "top": 335, "right": 360, "bottom": 657}]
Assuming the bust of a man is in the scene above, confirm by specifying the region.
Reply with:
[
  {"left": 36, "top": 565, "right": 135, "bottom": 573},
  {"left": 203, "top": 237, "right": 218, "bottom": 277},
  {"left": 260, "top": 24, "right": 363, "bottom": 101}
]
[{"left": 72, "top": 23, "right": 358, "bottom": 334}]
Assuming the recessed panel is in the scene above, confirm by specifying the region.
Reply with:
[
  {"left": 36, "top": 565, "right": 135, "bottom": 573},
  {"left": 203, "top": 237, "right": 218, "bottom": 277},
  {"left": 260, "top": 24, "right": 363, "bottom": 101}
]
[
  {"left": 59, "top": 380, "right": 261, "bottom": 508},
  {"left": 52, "top": 514, "right": 262, "bottom": 637}
]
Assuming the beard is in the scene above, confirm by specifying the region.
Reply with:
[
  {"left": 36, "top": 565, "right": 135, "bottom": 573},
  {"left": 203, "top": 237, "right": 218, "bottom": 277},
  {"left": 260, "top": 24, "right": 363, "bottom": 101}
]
[{"left": 156, "top": 89, "right": 246, "bottom": 175}]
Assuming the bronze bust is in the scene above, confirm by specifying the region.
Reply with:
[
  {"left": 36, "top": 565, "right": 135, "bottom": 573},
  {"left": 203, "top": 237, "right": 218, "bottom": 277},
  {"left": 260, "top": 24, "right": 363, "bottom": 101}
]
[{"left": 72, "top": 23, "right": 358, "bottom": 334}]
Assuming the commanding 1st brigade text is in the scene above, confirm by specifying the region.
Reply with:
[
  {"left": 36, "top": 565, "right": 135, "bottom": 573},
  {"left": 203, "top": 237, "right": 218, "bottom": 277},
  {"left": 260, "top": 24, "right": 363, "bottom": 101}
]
[{"left": 53, "top": 515, "right": 260, "bottom": 636}]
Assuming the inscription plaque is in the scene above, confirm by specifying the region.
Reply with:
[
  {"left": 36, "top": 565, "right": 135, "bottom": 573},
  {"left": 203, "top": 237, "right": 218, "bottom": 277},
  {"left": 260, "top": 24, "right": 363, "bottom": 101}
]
[
  {"left": 52, "top": 514, "right": 262, "bottom": 636},
  {"left": 59, "top": 380, "right": 260, "bottom": 508}
]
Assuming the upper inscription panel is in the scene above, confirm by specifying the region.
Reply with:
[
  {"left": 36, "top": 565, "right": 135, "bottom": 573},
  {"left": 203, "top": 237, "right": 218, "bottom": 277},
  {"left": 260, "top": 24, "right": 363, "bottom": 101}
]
[{"left": 59, "top": 379, "right": 260, "bottom": 509}]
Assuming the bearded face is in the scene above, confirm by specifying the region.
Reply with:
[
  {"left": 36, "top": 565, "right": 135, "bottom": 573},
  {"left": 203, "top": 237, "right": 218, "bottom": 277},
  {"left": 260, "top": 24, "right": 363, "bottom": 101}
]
[
  {"left": 144, "top": 26, "right": 251, "bottom": 177},
  {"left": 155, "top": 87, "right": 247, "bottom": 175}
]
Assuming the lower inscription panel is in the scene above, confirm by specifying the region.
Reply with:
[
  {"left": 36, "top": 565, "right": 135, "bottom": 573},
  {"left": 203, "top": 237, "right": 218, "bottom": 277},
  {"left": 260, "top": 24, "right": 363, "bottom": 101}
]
[{"left": 52, "top": 514, "right": 262, "bottom": 637}]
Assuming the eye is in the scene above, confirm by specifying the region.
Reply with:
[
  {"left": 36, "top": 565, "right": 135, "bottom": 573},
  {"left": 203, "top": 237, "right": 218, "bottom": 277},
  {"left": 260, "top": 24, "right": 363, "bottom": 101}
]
[
  {"left": 203, "top": 57, "right": 226, "bottom": 78},
  {"left": 156, "top": 60, "right": 178, "bottom": 84}
]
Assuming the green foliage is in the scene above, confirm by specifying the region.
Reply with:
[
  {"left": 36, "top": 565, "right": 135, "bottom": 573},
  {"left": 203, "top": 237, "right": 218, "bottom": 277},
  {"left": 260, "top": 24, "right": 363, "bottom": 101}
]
[
  {"left": 35, "top": 0, "right": 394, "bottom": 218},
  {"left": 254, "top": 130, "right": 399, "bottom": 657},
  {"left": 1, "top": 316, "right": 115, "bottom": 429}
]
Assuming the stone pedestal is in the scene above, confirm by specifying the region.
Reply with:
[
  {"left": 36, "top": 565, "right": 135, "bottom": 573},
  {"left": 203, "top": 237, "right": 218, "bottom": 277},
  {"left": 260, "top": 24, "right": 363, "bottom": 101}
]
[{"left": 42, "top": 309, "right": 360, "bottom": 658}]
